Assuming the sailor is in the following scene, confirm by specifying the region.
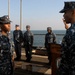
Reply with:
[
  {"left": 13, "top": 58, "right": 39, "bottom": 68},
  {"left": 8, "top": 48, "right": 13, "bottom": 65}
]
[
  {"left": 58, "top": 1, "right": 75, "bottom": 75},
  {"left": 0, "top": 15, "right": 14, "bottom": 75},
  {"left": 24, "top": 25, "right": 34, "bottom": 62},
  {"left": 13, "top": 25, "right": 23, "bottom": 61},
  {"left": 45, "top": 27, "right": 56, "bottom": 65}
]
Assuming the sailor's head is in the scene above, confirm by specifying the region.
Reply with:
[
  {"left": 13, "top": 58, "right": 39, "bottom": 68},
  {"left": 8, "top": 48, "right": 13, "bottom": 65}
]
[
  {"left": 15, "top": 24, "right": 20, "bottom": 30},
  {"left": 47, "top": 27, "right": 52, "bottom": 33},
  {"left": 26, "top": 25, "right": 30, "bottom": 31},
  {"left": 0, "top": 15, "right": 11, "bottom": 32},
  {"left": 60, "top": 1, "right": 75, "bottom": 24}
]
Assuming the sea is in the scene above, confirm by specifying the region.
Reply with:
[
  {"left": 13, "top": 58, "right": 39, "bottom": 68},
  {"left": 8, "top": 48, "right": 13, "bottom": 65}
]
[{"left": 11, "top": 30, "right": 66, "bottom": 47}]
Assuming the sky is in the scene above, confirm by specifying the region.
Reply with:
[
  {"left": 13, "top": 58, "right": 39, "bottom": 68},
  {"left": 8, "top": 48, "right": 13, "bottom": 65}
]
[{"left": 0, "top": 0, "right": 73, "bottom": 30}]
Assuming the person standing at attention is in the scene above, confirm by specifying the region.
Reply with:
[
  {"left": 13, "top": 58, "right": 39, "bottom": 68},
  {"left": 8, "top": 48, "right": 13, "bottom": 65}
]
[
  {"left": 13, "top": 25, "right": 23, "bottom": 61},
  {"left": 58, "top": 1, "right": 75, "bottom": 75},
  {"left": 0, "top": 15, "right": 14, "bottom": 75},
  {"left": 45, "top": 27, "right": 56, "bottom": 65},
  {"left": 24, "top": 25, "right": 34, "bottom": 62}
]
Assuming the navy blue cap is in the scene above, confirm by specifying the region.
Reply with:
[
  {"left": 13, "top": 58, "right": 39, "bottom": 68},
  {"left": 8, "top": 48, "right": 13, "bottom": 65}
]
[
  {"left": 47, "top": 27, "right": 52, "bottom": 30},
  {"left": 26, "top": 25, "right": 30, "bottom": 28},
  {"left": 60, "top": 1, "right": 75, "bottom": 13},
  {"left": 0, "top": 15, "right": 11, "bottom": 24},
  {"left": 15, "top": 24, "right": 19, "bottom": 27}
]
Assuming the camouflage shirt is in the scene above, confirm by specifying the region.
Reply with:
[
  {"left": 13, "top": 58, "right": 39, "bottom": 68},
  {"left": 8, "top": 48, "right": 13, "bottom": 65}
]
[
  {"left": 0, "top": 34, "right": 13, "bottom": 75},
  {"left": 24, "top": 31, "right": 33, "bottom": 46},
  {"left": 59, "top": 24, "right": 75, "bottom": 75},
  {"left": 45, "top": 32, "right": 56, "bottom": 48}
]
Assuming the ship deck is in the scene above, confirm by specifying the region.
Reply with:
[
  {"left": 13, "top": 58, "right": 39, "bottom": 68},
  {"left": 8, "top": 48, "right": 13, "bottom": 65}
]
[{"left": 14, "top": 48, "right": 52, "bottom": 75}]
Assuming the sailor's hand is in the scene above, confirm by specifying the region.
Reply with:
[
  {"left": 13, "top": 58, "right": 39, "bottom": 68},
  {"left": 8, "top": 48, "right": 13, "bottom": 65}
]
[
  {"left": 12, "top": 55, "right": 15, "bottom": 70},
  {"left": 62, "top": 18, "right": 69, "bottom": 29},
  {"left": 62, "top": 18, "right": 66, "bottom": 25},
  {"left": 12, "top": 55, "right": 14, "bottom": 61}
]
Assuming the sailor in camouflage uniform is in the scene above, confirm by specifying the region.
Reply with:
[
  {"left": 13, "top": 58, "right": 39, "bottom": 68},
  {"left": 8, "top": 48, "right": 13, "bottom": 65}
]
[
  {"left": 13, "top": 25, "right": 23, "bottom": 61},
  {"left": 58, "top": 2, "right": 75, "bottom": 75},
  {"left": 0, "top": 15, "right": 13, "bottom": 75},
  {"left": 24, "top": 25, "right": 33, "bottom": 62},
  {"left": 45, "top": 27, "right": 56, "bottom": 65}
]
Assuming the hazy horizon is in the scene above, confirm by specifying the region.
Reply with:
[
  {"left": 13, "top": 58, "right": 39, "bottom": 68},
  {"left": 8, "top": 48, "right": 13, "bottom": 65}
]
[{"left": 0, "top": 0, "right": 72, "bottom": 30}]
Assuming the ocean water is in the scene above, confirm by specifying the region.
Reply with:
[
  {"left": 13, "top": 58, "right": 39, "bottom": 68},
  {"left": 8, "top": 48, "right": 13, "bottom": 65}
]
[
  {"left": 11, "top": 30, "right": 66, "bottom": 47},
  {"left": 31, "top": 30, "right": 66, "bottom": 47}
]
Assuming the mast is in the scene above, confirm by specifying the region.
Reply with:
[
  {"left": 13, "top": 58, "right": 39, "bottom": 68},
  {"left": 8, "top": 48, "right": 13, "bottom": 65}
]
[
  {"left": 20, "top": 0, "right": 22, "bottom": 30},
  {"left": 8, "top": 0, "right": 10, "bottom": 18}
]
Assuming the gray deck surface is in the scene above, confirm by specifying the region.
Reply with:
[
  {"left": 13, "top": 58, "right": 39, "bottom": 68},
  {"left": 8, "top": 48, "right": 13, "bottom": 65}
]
[{"left": 14, "top": 48, "right": 52, "bottom": 75}]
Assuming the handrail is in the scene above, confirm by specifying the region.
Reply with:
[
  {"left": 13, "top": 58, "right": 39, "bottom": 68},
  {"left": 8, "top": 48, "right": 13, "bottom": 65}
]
[{"left": 34, "top": 34, "right": 64, "bottom": 35}]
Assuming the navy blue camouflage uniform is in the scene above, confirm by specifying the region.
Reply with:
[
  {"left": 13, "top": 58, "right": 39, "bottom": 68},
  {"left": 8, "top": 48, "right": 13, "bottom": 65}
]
[
  {"left": 58, "top": 24, "right": 75, "bottom": 75},
  {"left": 24, "top": 31, "right": 33, "bottom": 61},
  {"left": 13, "top": 30, "right": 23, "bottom": 60},
  {"left": 45, "top": 32, "right": 56, "bottom": 64},
  {"left": 0, "top": 34, "right": 13, "bottom": 75}
]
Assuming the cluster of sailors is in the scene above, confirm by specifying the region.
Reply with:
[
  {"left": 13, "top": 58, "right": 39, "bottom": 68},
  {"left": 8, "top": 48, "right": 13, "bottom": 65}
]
[
  {"left": 0, "top": 15, "right": 56, "bottom": 75},
  {"left": 0, "top": 1, "right": 75, "bottom": 75},
  {"left": 13, "top": 25, "right": 33, "bottom": 62},
  {"left": 13, "top": 24, "right": 56, "bottom": 64}
]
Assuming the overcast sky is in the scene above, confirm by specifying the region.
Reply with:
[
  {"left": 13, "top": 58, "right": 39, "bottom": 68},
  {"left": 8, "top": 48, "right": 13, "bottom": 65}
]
[{"left": 0, "top": 0, "right": 73, "bottom": 30}]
